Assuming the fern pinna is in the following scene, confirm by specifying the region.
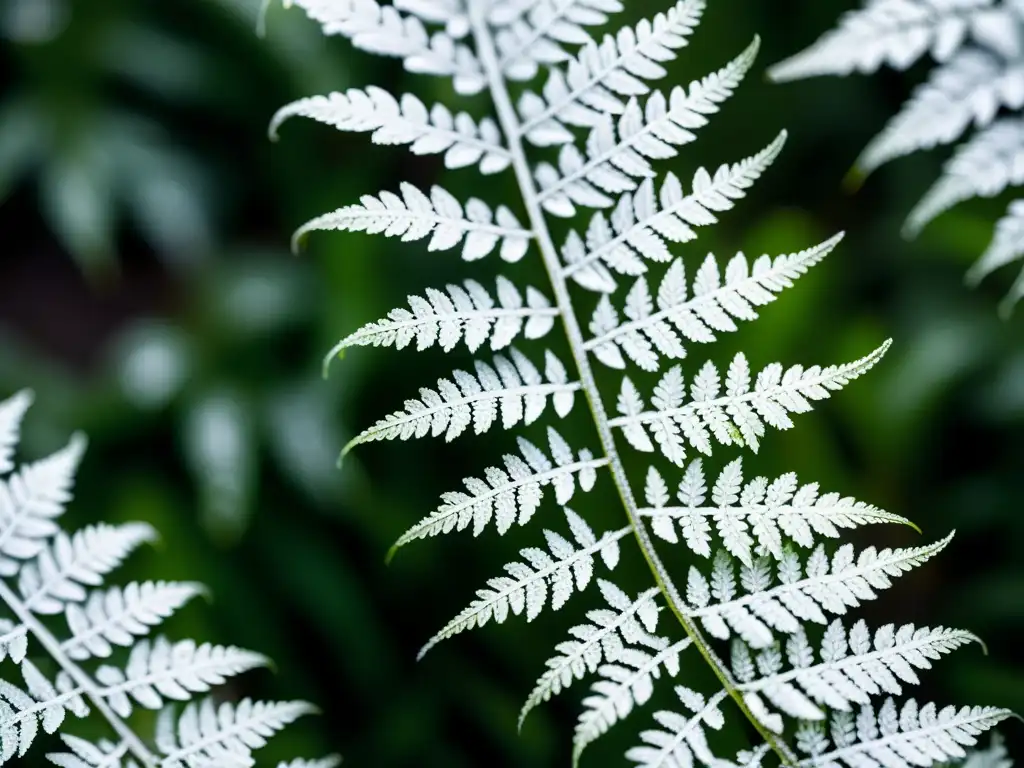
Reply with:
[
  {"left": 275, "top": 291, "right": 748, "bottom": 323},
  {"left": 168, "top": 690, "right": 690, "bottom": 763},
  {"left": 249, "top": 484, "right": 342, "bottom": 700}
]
[
  {"left": 769, "top": 0, "right": 1024, "bottom": 314},
  {"left": 0, "top": 391, "right": 335, "bottom": 768},
  {"left": 273, "top": 0, "right": 1013, "bottom": 764}
]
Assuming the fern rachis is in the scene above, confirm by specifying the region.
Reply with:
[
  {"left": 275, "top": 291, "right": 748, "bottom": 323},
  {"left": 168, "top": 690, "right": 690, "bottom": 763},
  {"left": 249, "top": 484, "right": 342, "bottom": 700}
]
[{"left": 275, "top": 0, "right": 1014, "bottom": 764}]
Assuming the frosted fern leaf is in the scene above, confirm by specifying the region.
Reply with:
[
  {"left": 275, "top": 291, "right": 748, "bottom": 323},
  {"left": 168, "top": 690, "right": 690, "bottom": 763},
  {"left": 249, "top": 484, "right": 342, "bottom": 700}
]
[
  {"left": 560, "top": 132, "right": 787, "bottom": 293},
  {"left": 0, "top": 390, "right": 327, "bottom": 766},
  {"left": 625, "top": 685, "right": 729, "bottom": 768},
  {"left": 270, "top": 86, "right": 512, "bottom": 174},
  {"left": 419, "top": 508, "right": 629, "bottom": 658},
  {"left": 285, "top": 0, "right": 486, "bottom": 94},
  {"left": 279, "top": 0, "right": 1009, "bottom": 763},
  {"left": 533, "top": 38, "right": 760, "bottom": 218},
  {"left": 494, "top": 0, "right": 624, "bottom": 82},
  {"left": 516, "top": 0, "right": 705, "bottom": 146},
  {"left": 391, "top": 427, "right": 607, "bottom": 553},
  {"left": 795, "top": 698, "right": 1013, "bottom": 768},
  {"left": 520, "top": 580, "right": 661, "bottom": 728},
  {"left": 642, "top": 458, "right": 913, "bottom": 566},
  {"left": 613, "top": 341, "right": 891, "bottom": 465},
  {"left": 587, "top": 234, "right": 841, "bottom": 371},
  {"left": 731, "top": 620, "right": 981, "bottom": 728},
  {"left": 684, "top": 536, "right": 953, "bottom": 650},
  {"left": 971, "top": 199, "right": 1024, "bottom": 313},
  {"left": 342, "top": 348, "right": 578, "bottom": 454},
  {"left": 574, "top": 637, "right": 693, "bottom": 763},
  {"left": 324, "top": 276, "right": 557, "bottom": 369},
  {"left": 960, "top": 735, "right": 1014, "bottom": 768},
  {"left": 293, "top": 182, "right": 533, "bottom": 261}
]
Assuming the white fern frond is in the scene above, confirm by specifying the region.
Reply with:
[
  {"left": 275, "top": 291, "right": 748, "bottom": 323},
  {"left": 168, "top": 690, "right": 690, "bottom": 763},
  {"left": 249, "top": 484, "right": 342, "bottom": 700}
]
[
  {"left": 46, "top": 735, "right": 129, "bottom": 768},
  {"left": 560, "top": 132, "right": 787, "bottom": 293},
  {"left": 857, "top": 48, "right": 1024, "bottom": 174},
  {"left": 684, "top": 535, "right": 954, "bottom": 650},
  {"left": 324, "top": 276, "right": 557, "bottom": 369},
  {"left": 612, "top": 342, "right": 891, "bottom": 466},
  {"left": 343, "top": 348, "right": 579, "bottom": 453},
  {"left": 641, "top": 458, "right": 914, "bottom": 566},
  {"left": 906, "top": 117, "right": 1024, "bottom": 237},
  {"left": 277, "top": 758, "right": 344, "bottom": 768},
  {"left": 795, "top": 698, "right": 1014, "bottom": 768},
  {"left": 269, "top": 87, "right": 512, "bottom": 175},
  {"left": 534, "top": 37, "right": 760, "bottom": 218},
  {"left": 61, "top": 582, "right": 205, "bottom": 661},
  {"left": 293, "top": 182, "right": 534, "bottom": 261},
  {"left": 520, "top": 580, "right": 661, "bottom": 728},
  {"left": 283, "top": 0, "right": 486, "bottom": 94},
  {"left": 0, "top": 433, "right": 86, "bottom": 577},
  {"left": 971, "top": 199, "right": 1024, "bottom": 313},
  {"left": 734, "top": 621, "right": 981, "bottom": 726},
  {"left": 516, "top": 0, "right": 706, "bottom": 146},
  {"left": 418, "top": 509, "right": 629, "bottom": 658},
  {"left": 586, "top": 234, "right": 840, "bottom": 371},
  {"left": 0, "top": 392, "right": 32, "bottom": 475},
  {"left": 625, "top": 686, "right": 729, "bottom": 768},
  {"left": 153, "top": 698, "right": 314, "bottom": 767},
  {"left": 494, "top": 0, "right": 624, "bottom": 82},
  {"left": 767, "top": 0, "right": 1010, "bottom": 82},
  {"left": 0, "top": 621, "right": 28, "bottom": 665},
  {"left": 961, "top": 734, "right": 1013, "bottom": 768},
  {"left": 574, "top": 636, "right": 693, "bottom": 763},
  {"left": 0, "top": 660, "right": 89, "bottom": 761},
  {"left": 391, "top": 428, "right": 606, "bottom": 553}
]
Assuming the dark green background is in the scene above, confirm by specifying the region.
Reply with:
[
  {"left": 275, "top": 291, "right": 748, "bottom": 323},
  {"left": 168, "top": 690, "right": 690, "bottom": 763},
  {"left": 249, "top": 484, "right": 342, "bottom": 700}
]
[{"left": 0, "top": 0, "right": 1021, "bottom": 764}]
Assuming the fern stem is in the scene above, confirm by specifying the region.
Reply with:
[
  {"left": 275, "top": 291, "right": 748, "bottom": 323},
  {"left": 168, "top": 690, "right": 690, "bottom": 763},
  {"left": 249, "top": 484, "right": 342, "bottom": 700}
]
[
  {"left": 468, "top": 5, "right": 797, "bottom": 762},
  {"left": 0, "top": 580, "right": 159, "bottom": 766}
]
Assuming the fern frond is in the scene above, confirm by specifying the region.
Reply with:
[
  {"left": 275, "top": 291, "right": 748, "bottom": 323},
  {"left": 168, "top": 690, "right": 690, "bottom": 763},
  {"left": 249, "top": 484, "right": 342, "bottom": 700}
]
[
  {"left": 324, "top": 277, "right": 557, "bottom": 369},
  {"left": 269, "top": 87, "right": 512, "bottom": 175},
  {"left": 419, "top": 509, "right": 629, "bottom": 658},
  {"left": 61, "top": 582, "right": 206, "bottom": 661},
  {"left": 795, "top": 698, "right": 1014, "bottom": 768},
  {"left": 46, "top": 735, "right": 128, "bottom": 768},
  {"left": 561, "top": 132, "right": 787, "bottom": 292},
  {"left": 391, "top": 427, "right": 606, "bottom": 553},
  {"left": 0, "top": 660, "right": 89, "bottom": 760},
  {"left": 293, "top": 182, "right": 534, "bottom": 260},
  {"left": 153, "top": 698, "right": 315, "bottom": 766},
  {"left": 625, "top": 685, "right": 729, "bottom": 768},
  {"left": 520, "top": 580, "right": 661, "bottom": 728},
  {"left": 517, "top": 0, "right": 706, "bottom": 146},
  {"left": 857, "top": 48, "right": 1023, "bottom": 174},
  {"left": 534, "top": 37, "right": 760, "bottom": 218},
  {"left": 733, "top": 621, "right": 981, "bottom": 727},
  {"left": 278, "top": 758, "right": 344, "bottom": 768},
  {"left": 343, "top": 348, "right": 578, "bottom": 453},
  {"left": 685, "top": 535, "right": 953, "bottom": 649},
  {"left": 767, "top": 0, "right": 1008, "bottom": 82},
  {"left": 574, "top": 636, "right": 693, "bottom": 763},
  {"left": 586, "top": 235, "right": 840, "bottom": 371},
  {"left": 905, "top": 117, "right": 1024, "bottom": 237},
  {"left": 0, "top": 392, "right": 32, "bottom": 475},
  {"left": 285, "top": 0, "right": 486, "bottom": 94},
  {"left": 642, "top": 458, "right": 913, "bottom": 566},
  {"left": 972, "top": 199, "right": 1024, "bottom": 313},
  {"left": 613, "top": 341, "right": 891, "bottom": 465},
  {"left": 494, "top": 0, "right": 625, "bottom": 82}
]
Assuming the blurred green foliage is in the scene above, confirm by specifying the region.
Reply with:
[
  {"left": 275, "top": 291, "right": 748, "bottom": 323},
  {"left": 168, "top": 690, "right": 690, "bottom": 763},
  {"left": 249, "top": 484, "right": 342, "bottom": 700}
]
[{"left": 0, "top": 0, "right": 1021, "bottom": 765}]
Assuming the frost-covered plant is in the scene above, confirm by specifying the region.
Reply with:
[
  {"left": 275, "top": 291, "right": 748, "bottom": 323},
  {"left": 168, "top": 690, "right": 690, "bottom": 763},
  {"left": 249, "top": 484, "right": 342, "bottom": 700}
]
[
  {"left": 770, "top": 0, "right": 1024, "bottom": 314},
  {"left": 0, "top": 390, "right": 336, "bottom": 768},
  {"left": 274, "top": 0, "right": 1013, "bottom": 764}
]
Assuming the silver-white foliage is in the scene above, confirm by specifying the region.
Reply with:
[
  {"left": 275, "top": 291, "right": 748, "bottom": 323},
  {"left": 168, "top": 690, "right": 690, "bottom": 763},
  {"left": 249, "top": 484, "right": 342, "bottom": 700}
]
[
  {"left": 771, "top": 0, "right": 1024, "bottom": 307},
  {"left": 293, "top": 182, "right": 533, "bottom": 262},
  {"left": 0, "top": 391, "right": 325, "bottom": 767},
  {"left": 342, "top": 348, "right": 578, "bottom": 453},
  {"left": 971, "top": 198, "right": 1024, "bottom": 312},
  {"left": 324, "top": 276, "right": 556, "bottom": 367},
  {"left": 684, "top": 536, "right": 953, "bottom": 650},
  {"left": 587, "top": 235, "right": 841, "bottom": 371},
  {"left": 270, "top": 86, "right": 512, "bottom": 175},
  {"left": 642, "top": 458, "right": 913, "bottom": 566},
  {"left": 391, "top": 427, "right": 606, "bottom": 552},
  {"left": 794, "top": 698, "right": 1012, "bottom": 768},
  {"left": 614, "top": 342, "right": 891, "bottom": 466},
  {"left": 280, "top": 0, "right": 1008, "bottom": 764},
  {"left": 418, "top": 508, "right": 628, "bottom": 659}
]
